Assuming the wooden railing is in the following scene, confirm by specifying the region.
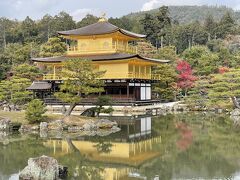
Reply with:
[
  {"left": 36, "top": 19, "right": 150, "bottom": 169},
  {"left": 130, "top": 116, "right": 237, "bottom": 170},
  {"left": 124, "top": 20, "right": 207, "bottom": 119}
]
[
  {"left": 43, "top": 73, "right": 161, "bottom": 81},
  {"left": 67, "top": 42, "right": 137, "bottom": 55},
  {"left": 43, "top": 74, "right": 62, "bottom": 80}
]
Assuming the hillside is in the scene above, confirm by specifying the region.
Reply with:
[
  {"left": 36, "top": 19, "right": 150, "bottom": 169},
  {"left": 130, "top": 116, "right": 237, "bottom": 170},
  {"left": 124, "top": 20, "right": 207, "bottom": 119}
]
[{"left": 124, "top": 5, "right": 240, "bottom": 24}]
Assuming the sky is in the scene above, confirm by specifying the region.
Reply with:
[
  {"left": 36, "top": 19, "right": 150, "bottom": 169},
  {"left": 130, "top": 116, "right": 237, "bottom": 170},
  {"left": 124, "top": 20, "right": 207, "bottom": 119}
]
[{"left": 0, "top": 0, "right": 240, "bottom": 21}]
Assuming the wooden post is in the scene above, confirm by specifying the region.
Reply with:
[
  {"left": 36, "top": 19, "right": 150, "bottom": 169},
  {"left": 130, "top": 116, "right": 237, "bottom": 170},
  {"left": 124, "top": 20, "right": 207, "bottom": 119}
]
[
  {"left": 119, "top": 88, "right": 122, "bottom": 99},
  {"left": 53, "top": 65, "right": 56, "bottom": 80},
  {"left": 127, "top": 84, "right": 130, "bottom": 99},
  {"left": 53, "top": 141, "right": 56, "bottom": 155}
]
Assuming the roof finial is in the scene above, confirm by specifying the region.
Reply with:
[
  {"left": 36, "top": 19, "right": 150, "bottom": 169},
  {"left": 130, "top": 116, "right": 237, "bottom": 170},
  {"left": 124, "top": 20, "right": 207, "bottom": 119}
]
[{"left": 99, "top": 12, "right": 107, "bottom": 22}]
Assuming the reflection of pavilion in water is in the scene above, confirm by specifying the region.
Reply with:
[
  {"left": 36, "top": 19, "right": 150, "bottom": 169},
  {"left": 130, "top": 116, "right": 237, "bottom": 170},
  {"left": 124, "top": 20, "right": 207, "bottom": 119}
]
[{"left": 44, "top": 116, "right": 161, "bottom": 180}]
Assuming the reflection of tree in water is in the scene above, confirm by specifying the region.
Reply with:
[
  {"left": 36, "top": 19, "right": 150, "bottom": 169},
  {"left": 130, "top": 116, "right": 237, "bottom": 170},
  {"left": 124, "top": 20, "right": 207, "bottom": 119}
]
[
  {"left": 1, "top": 113, "right": 240, "bottom": 180},
  {"left": 93, "top": 139, "right": 113, "bottom": 154},
  {"left": 61, "top": 138, "right": 104, "bottom": 180},
  {"left": 175, "top": 122, "right": 193, "bottom": 151},
  {"left": 138, "top": 113, "right": 240, "bottom": 180}
]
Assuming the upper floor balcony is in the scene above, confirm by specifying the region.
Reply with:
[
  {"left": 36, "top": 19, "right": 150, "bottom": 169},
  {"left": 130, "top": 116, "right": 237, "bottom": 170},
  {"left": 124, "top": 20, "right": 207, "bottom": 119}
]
[
  {"left": 67, "top": 41, "right": 137, "bottom": 56},
  {"left": 42, "top": 72, "right": 161, "bottom": 81}
]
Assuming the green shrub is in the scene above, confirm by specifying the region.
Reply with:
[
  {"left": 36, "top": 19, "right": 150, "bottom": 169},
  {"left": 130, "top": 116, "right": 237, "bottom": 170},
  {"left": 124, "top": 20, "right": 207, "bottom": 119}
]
[
  {"left": 25, "top": 99, "right": 47, "bottom": 124},
  {"left": 95, "top": 96, "right": 113, "bottom": 117}
]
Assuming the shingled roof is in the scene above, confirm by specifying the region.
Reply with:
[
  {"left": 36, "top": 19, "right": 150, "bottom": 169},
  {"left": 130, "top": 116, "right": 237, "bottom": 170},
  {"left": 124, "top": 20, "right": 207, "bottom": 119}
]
[
  {"left": 26, "top": 82, "right": 52, "bottom": 90},
  {"left": 58, "top": 21, "right": 146, "bottom": 38},
  {"left": 31, "top": 53, "right": 170, "bottom": 63}
]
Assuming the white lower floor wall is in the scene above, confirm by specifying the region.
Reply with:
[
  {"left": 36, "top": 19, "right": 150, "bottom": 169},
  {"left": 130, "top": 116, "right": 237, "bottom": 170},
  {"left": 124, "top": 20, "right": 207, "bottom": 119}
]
[{"left": 140, "top": 84, "right": 151, "bottom": 100}]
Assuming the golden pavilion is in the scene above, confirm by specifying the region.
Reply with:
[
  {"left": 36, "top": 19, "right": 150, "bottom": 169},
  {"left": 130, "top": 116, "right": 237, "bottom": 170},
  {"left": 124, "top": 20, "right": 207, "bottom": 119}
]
[{"left": 28, "top": 16, "right": 169, "bottom": 105}]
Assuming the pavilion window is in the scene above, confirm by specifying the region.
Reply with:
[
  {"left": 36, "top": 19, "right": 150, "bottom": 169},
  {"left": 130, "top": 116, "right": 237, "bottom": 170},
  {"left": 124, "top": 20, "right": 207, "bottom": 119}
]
[
  {"left": 135, "top": 65, "right": 140, "bottom": 75},
  {"left": 140, "top": 66, "right": 145, "bottom": 74},
  {"left": 129, "top": 64, "right": 133, "bottom": 73},
  {"left": 146, "top": 66, "right": 150, "bottom": 74}
]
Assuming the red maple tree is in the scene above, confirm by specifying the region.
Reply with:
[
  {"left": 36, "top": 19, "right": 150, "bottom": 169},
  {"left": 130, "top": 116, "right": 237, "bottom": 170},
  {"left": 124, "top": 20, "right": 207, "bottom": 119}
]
[
  {"left": 176, "top": 60, "right": 197, "bottom": 96},
  {"left": 218, "top": 66, "right": 229, "bottom": 74}
]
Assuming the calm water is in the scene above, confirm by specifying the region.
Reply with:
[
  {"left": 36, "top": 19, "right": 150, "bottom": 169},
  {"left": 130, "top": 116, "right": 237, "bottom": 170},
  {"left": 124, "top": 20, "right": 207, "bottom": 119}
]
[{"left": 1, "top": 113, "right": 240, "bottom": 180}]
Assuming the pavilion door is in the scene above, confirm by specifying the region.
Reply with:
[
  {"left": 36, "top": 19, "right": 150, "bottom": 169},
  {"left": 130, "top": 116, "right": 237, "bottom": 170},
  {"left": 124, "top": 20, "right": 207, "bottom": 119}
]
[{"left": 135, "top": 87, "right": 141, "bottom": 100}]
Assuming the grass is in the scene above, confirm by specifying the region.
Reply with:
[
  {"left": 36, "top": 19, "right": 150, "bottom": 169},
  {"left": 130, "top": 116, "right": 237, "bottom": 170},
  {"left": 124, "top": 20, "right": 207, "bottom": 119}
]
[
  {"left": 0, "top": 110, "right": 96, "bottom": 125},
  {"left": 0, "top": 110, "right": 27, "bottom": 124}
]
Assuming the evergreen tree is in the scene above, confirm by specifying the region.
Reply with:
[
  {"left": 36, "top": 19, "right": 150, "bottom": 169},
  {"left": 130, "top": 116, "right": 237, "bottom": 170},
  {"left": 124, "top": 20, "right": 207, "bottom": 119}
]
[
  {"left": 52, "top": 12, "right": 76, "bottom": 33},
  {"left": 25, "top": 99, "right": 47, "bottom": 123},
  {"left": 76, "top": 14, "right": 99, "bottom": 28},
  {"left": 204, "top": 14, "right": 217, "bottom": 40},
  {"left": 153, "top": 64, "right": 177, "bottom": 101},
  {"left": 21, "top": 16, "right": 38, "bottom": 42},
  {"left": 155, "top": 46, "right": 177, "bottom": 61},
  {"left": 141, "top": 13, "right": 157, "bottom": 45},
  {"left": 109, "top": 17, "right": 133, "bottom": 30},
  {"left": 137, "top": 41, "right": 157, "bottom": 58},
  {"left": 155, "top": 6, "right": 172, "bottom": 47},
  {"left": 208, "top": 69, "right": 240, "bottom": 109},
  {"left": 55, "top": 59, "right": 105, "bottom": 116},
  {"left": 216, "top": 12, "right": 236, "bottom": 39},
  {"left": 13, "top": 64, "right": 42, "bottom": 81},
  {"left": 141, "top": 6, "right": 171, "bottom": 47},
  {"left": 39, "top": 37, "right": 66, "bottom": 57},
  {"left": 0, "top": 77, "right": 32, "bottom": 106},
  {"left": 37, "top": 15, "right": 54, "bottom": 42},
  {"left": 182, "top": 45, "right": 219, "bottom": 75}
]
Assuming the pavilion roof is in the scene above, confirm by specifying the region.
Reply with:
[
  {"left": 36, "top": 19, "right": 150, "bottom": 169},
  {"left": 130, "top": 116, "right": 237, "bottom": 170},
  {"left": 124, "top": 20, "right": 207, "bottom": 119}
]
[
  {"left": 26, "top": 82, "right": 52, "bottom": 90},
  {"left": 31, "top": 53, "right": 170, "bottom": 64},
  {"left": 58, "top": 21, "right": 146, "bottom": 38}
]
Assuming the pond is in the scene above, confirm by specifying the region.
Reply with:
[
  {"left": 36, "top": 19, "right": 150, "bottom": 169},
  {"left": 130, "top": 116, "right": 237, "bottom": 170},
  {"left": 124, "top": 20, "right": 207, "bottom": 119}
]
[{"left": 1, "top": 113, "right": 240, "bottom": 180}]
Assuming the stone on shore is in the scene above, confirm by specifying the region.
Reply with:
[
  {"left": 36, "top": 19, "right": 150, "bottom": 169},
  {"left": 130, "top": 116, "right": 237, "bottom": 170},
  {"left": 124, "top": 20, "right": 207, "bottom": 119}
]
[
  {"left": 82, "top": 122, "right": 97, "bottom": 131},
  {"left": 19, "top": 125, "right": 39, "bottom": 133},
  {"left": 68, "top": 126, "right": 84, "bottom": 133},
  {"left": 231, "top": 108, "right": 240, "bottom": 116},
  {"left": 95, "top": 119, "right": 117, "bottom": 129},
  {"left": 230, "top": 109, "right": 240, "bottom": 127},
  {"left": 19, "top": 155, "right": 67, "bottom": 180},
  {"left": 40, "top": 122, "right": 48, "bottom": 131},
  {"left": 0, "top": 118, "right": 11, "bottom": 131},
  {"left": 48, "top": 120, "right": 64, "bottom": 131}
]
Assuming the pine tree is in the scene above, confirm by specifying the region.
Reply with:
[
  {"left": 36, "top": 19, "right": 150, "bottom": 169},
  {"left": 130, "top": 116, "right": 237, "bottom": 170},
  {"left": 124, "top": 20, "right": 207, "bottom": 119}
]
[
  {"left": 39, "top": 37, "right": 66, "bottom": 57},
  {"left": 216, "top": 12, "right": 236, "bottom": 39},
  {"left": 208, "top": 69, "right": 240, "bottom": 109},
  {"left": 55, "top": 59, "right": 105, "bottom": 116},
  {"left": 204, "top": 14, "right": 217, "bottom": 40},
  {"left": 0, "top": 77, "right": 32, "bottom": 105},
  {"left": 25, "top": 99, "right": 47, "bottom": 123},
  {"left": 152, "top": 64, "right": 177, "bottom": 101},
  {"left": 137, "top": 41, "right": 157, "bottom": 58}
]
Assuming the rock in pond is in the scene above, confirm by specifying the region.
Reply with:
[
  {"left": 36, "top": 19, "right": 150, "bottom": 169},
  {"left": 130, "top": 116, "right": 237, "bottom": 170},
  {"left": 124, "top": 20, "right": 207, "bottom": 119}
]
[
  {"left": 68, "top": 126, "right": 84, "bottom": 133},
  {"left": 95, "top": 119, "right": 117, "bottom": 129},
  {"left": 231, "top": 108, "right": 240, "bottom": 116},
  {"left": 40, "top": 122, "right": 48, "bottom": 131},
  {"left": 83, "top": 122, "right": 97, "bottom": 131},
  {"left": 48, "top": 120, "right": 64, "bottom": 131},
  {"left": 111, "top": 126, "right": 121, "bottom": 132},
  {"left": 0, "top": 118, "right": 11, "bottom": 131},
  {"left": 19, "top": 125, "right": 39, "bottom": 133},
  {"left": 0, "top": 131, "right": 10, "bottom": 145},
  {"left": 19, "top": 155, "right": 67, "bottom": 180}
]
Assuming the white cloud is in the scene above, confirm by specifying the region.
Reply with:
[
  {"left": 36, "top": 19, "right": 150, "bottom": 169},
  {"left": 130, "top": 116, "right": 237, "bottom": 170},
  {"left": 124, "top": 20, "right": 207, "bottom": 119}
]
[
  {"left": 141, "top": 0, "right": 160, "bottom": 11},
  {"left": 71, "top": 8, "right": 101, "bottom": 21}
]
